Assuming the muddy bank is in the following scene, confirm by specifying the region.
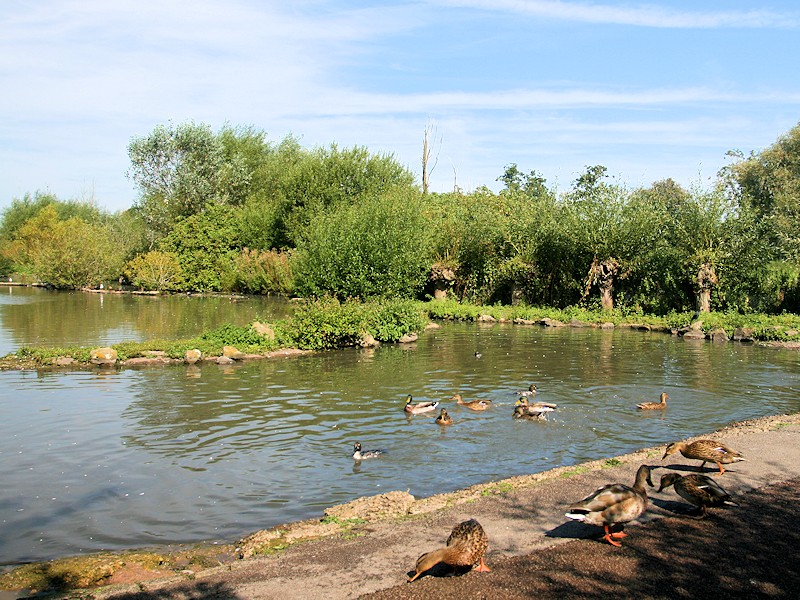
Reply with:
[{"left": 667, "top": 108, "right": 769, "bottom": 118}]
[{"left": 3, "top": 412, "right": 800, "bottom": 599}]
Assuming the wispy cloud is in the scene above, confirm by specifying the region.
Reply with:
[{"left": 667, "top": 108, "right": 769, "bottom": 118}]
[{"left": 434, "top": 0, "right": 800, "bottom": 29}]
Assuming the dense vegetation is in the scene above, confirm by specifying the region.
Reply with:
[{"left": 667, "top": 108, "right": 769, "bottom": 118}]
[{"left": 2, "top": 120, "right": 800, "bottom": 316}]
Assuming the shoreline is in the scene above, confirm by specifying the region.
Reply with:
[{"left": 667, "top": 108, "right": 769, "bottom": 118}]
[{"left": 4, "top": 410, "right": 800, "bottom": 598}]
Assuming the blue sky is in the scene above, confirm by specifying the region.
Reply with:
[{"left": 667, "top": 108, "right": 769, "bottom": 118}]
[{"left": 2, "top": 0, "right": 799, "bottom": 213}]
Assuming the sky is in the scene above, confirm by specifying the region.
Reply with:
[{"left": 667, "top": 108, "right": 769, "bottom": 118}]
[{"left": 2, "top": 0, "right": 799, "bottom": 213}]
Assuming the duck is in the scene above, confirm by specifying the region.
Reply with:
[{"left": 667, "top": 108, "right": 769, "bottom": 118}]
[
  {"left": 517, "top": 384, "right": 538, "bottom": 397},
  {"left": 514, "top": 397, "right": 557, "bottom": 420},
  {"left": 450, "top": 393, "right": 492, "bottom": 411},
  {"left": 352, "top": 442, "right": 383, "bottom": 461},
  {"left": 404, "top": 394, "right": 439, "bottom": 415},
  {"left": 565, "top": 464, "right": 654, "bottom": 547},
  {"left": 657, "top": 473, "right": 738, "bottom": 517},
  {"left": 662, "top": 439, "right": 745, "bottom": 476},
  {"left": 435, "top": 408, "right": 454, "bottom": 426},
  {"left": 408, "top": 518, "right": 490, "bottom": 582},
  {"left": 636, "top": 392, "right": 669, "bottom": 410},
  {"left": 513, "top": 404, "right": 548, "bottom": 421}
]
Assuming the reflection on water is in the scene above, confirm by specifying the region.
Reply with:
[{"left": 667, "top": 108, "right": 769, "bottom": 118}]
[
  {"left": 1, "top": 319, "right": 800, "bottom": 566},
  {"left": 0, "top": 286, "right": 292, "bottom": 356}
]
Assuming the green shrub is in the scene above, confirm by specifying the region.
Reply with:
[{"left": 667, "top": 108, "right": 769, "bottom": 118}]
[{"left": 292, "top": 188, "right": 431, "bottom": 299}]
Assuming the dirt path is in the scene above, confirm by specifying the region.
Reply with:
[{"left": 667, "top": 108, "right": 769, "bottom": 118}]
[{"left": 42, "top": 413, "right": 800, "bottom": 599}]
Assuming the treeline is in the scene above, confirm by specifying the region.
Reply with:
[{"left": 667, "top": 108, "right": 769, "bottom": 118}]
[{"left": 2, "top": 120, "right": 800, "bottom": 315}]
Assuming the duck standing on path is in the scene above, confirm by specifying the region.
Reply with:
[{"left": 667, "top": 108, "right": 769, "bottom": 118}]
[
  {"left": 662, "top": 439, "right": 745, "bottom": 476},
  {"left": 657, "top": 473, "right": 738, "bottom": 517},
  {"left": 404, "top": 395, "right": 439, "bottom": 415},
  {"left": 435, "top": 408, "right": 453, "bottom": 426},
  {"left": 408, "top": 518, "right": 490, "bottom": 582},
  {"left": 352, "top": 442, "right": 383, "bottom": 461},
  {"left": 637, "top": 392, "right": 669, "bottom": 410},
  {"left": 565, "top": 464, "right": 654, "bottom": 547},
  {"left": 451, "top": 393, "right": 492, "bottom": 411}
]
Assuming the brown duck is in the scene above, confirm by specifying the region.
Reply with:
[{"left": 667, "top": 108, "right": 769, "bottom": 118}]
[
  {"left": 408, "top": 518, "right": 490, "bottom": 582},
  {"left": 657, "top": 473, "right": 739, "bottom": 517},
  {"left": 565, "top": 464, "right": 654, "bottom": 547},
  {"left": 435, "top": 408, "right": 454, "bottom": 425},
  {"left": 662, "top": 439, "right": 745, "bottom": 476},
  {"left": 451, "top": 393, "right": 492, "bottom": 411},
  {"left": 636, "top": 392, "right": 668, "bottom": 410}
]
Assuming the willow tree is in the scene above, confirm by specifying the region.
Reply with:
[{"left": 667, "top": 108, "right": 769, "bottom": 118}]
[{"left": 560, "top": 166, "right": 659, "bottom": 311}]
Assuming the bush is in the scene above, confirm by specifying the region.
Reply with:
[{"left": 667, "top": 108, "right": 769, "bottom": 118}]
[
  {"left": 222, "top": 248, "right": 293, "bottom": 295},
  {"left": 292, "top": 189, "right": 431, "bottom": 300},
  {"left": 124, "top": 250, "right": 183, "bottom": 291}
]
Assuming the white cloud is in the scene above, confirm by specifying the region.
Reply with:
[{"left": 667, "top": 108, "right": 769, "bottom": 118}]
[{"left": 433, "top": 0, "right": 800, "bottom": 29}]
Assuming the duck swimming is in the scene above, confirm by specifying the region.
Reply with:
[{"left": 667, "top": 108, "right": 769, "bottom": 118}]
[
  {"left": 657, "top": 473, "right": 738, "bottom": 517},
  {"left": 514, "top": 397, "right": 557, "bottom": 420},
  {"left": 636, "top": 392, "right": 669, "bottom": 410},
  {"left": 408, "top": 518, "right": 490, "bottom": 582},
  {"left": 352, "top": 442, "right": 383, "bottom": 461},
  {"left": 662, "top": 439, "right": 745, "bottom": 476},
  {"left": 517, "top": 384, "right": 537, "bottom": 397},
  {"left": 565, "top": 464, "right": 654, "bottom": 547},
  {"left": 404, "top": 395, "right": 439, "bottom": 415},
  {"left": 451, "top": 393, "right": 492, "bottom": 411},
  {"left": 435, "top": 408, "right": 454, "bottom": 425}
]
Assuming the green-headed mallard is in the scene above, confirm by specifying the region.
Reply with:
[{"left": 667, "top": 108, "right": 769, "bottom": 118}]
[
  {"left": 408, "top": 518, "right": 490, "bottom": 582},
  {"left": 662, "top": 439, "right": 745, "bottom": 476},
  {"left": 352, "top": 442, "right": 383, "bottom": 461},
  {"left": 637, "top": 392, "right": 668, "bottom": 410},
  {"left": 657, "top": 473, "right": 738, "bottom": 517},
  {"left": 517, "top": 384, "right": 537, "bottom": 397},
  {"left": 514, "top": 397, "right": 557, "bottom": 420},
  {"left": 404, "top": 394, "right": 439, "bottom": 415},
  {"left": 451, "top": 393, "right": 492, "bottom": 411},
  {"left": 435, "top": 407, "right": 453, "bottom": 426},
  {"left": 565, "top": 464, "right": 654, "bottom": 547}
]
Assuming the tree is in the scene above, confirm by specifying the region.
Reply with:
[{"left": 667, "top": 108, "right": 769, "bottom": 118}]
[
  {"left": 293, "top": 188, "right": 430, "bottom": 299},
  {"left": 126, "top": 122, "right": 251, "bottom": 239},
  {"left": 561, "top": 166, "right": 657, "bottom": 311},
  {"left": 3, "top": 205, "right": 124, "bottom": 288}
]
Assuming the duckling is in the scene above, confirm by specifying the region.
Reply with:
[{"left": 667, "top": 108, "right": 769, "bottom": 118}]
[
  {"left": 517, "top": 384, "right": 538, "bottom": 397},
  {"left": 450, "top": 393, "right": 492, "bottom": 411},
  {"left": 352, "top": 442, "right": 383, "bottom": 461},
  {"left": 657, "top": 473, "right": 738, "bottom": 517},
  {"left": 435, "top": 408, "right": 454, "bottom": 426},
  {"left": 637, "top": 392, "right": 669, "bottom": 410},
  {"left": 408, "top": 518, "right": 490, "bottom": 582},
  {"left": 514, "top": 397, "right": 557, "bottom": 420},
  {"left": 404, "top": 394, "right": 439, "bottom": 415},
  {"left": 565, "top": 464, "right": 654, "bottom": 547},
  {"left": 662, "top": 439, "right": 745, "bottom": 476}
]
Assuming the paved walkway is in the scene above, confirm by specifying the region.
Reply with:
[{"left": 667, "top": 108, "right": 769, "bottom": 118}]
[{"left": 84, "top": 413, "right": 800, "bottom": 600}]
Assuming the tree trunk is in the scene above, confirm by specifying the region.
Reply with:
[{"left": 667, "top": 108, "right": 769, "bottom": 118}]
[
  {"left": 597, "top": 259, "right": 619, "bottom": 311},
  {"left": 696, "top": 263, "right": 718, "bottom": 313}
]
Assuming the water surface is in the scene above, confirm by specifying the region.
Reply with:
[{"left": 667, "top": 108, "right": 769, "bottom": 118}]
[{"left": 1, "top": 288, "right": 799, "bottom": 566}]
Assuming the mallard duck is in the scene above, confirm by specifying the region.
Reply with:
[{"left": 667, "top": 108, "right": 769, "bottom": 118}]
[
  {"left": 352, "top": 442, "right": 383, "bottom": 461},
  {"left": 404, "top": 394, "right": 439, "bottom": 415},
  {"left": 565, "top": 464, "right": 654, "bottom": 547},
  {"left": 451, "top": 393, "right": 492, "bottom": 411},
  {"left": 517, "top": 384, "right": 537, "bottom": 397},
  {"left": 514, "top": 397, "right": 557, "bottom": 420},
  {"left": 637, "top": 392, "right": 668, "bottom": 410},
  {"left": 408, "top": 518, "right": 490, "bottom": 582},
  {"left": 662, "top": 439, "right": 745, "bottom": 476},
  {"left": 657, "top": 473, "right": 738, "bottom": 517},
  {"left": 435, "top": 408, "right": 453, "bottom": 425},
  {"left": 513, "top": 404, "right": 548, "bottom": 421}
]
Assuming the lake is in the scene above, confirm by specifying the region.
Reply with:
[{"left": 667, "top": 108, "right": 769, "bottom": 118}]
[{"left": 1, "top": 286, "right": 799, "bottom": 566}]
